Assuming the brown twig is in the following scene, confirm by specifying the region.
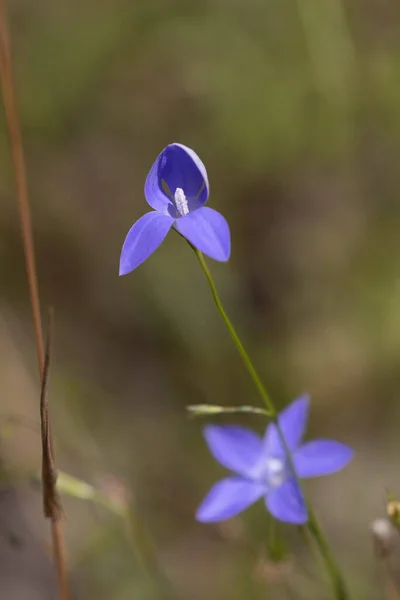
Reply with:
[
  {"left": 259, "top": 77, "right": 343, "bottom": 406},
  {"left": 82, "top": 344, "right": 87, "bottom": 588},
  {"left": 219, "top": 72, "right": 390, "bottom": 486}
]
[
  {"left": 0, "top": 3, "right": 69, "bottom": 599},
  {"left": 41, "top": 309, "right": 63, "bottom": 521}
]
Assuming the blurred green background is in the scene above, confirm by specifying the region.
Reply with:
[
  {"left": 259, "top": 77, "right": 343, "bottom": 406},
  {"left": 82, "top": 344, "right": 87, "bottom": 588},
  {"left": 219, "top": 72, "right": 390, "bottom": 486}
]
[{"left": 1, "top": 0, "right": 400, "bottom": 598}]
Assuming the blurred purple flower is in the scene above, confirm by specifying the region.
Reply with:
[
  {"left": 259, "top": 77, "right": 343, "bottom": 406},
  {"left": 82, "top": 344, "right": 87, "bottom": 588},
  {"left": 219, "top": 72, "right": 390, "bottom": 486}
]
[
  {"left": 119, "top": 143, "right": 231, "bottom": 275},
  {"left": 196, "top": 396, "right": 353, "bottom": 525}
]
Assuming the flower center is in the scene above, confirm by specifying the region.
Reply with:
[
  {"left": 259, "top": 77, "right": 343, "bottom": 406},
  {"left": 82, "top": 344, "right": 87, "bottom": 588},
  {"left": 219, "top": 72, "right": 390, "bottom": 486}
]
[
  {"left": 249, "top": 455, "right": 287, "bottom": 489},
  {"left": 174, "top": 188, "right": 189, "bottom": 217},
  {"left": 266, "top": 457, "right": 286, "bottom": 488}
]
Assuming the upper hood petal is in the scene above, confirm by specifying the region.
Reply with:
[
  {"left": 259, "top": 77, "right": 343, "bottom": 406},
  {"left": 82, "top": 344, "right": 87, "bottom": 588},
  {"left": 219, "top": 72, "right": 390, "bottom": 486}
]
[{"left": 144, "top": 143, "right": 209, "bottom": 213}]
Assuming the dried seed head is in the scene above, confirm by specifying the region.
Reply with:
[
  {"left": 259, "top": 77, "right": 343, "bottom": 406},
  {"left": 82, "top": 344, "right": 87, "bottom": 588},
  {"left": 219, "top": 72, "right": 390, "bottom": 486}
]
[
  {"left": 97, "top": 475, "right": 132, "bottom": 515},
  {"left": 371, "top": 518, "right": 397, "bottom": 558},
  {"left": 253, "top": 552, "right": 293, "bottom": 584},
  {"left": 387, "top": 499, "right": 400, "bottom": 524}
]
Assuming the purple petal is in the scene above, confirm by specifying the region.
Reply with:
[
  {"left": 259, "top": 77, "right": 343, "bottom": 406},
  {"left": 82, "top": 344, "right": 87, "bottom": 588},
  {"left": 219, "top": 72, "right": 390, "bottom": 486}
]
[
  {"left": 144, "top": 143, "right": 209, "bottom": 213},
  {"left": 203, "top": 425, "right": 263, "bottom": 476},
  {"left": 174, "top": 143, "right": 209, "bottom": 202},
  {"left": 294, "top": 440, "right": 353, "bottom": 478},
  {"left": 175, "top": 207, "right": 231, "bottom": 261},
  {"left": 144, "top": 152, "right": 176, "bottom": 215},
  {"left": 196, "top": 477, "right": 266, "bottom": 522},
  {"left": 119, "top": 211, "right": 175, "bottom": 275},
  {"left": 266, "top": 478, "right": 308, "bottom": 524},
  {"left": 264, "top": 395, "right": 310, "bottom": 457}
]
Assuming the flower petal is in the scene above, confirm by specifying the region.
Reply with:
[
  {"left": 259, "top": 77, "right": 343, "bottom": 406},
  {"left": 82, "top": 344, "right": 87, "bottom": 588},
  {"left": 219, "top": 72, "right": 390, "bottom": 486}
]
[
  {"left": 294, "top": 440, "right": 353, "bottom": 478},
  {"left": 119, "top": 211, "right": 175, "bottom": 275},
  {"left": 174, "top": 143, "right": 209, "bottom": 204},
  {"left": 264, "top": 395, "right": 310, "bottom": 457},
  {"left": 196, "top": 477, "right": 266, "bottom": 522},
  {"left": 144, "top": 151, "right": 176, "bottom": 215},
  {"left": 145, "top": 143, "right": 209, "bottom": 213},
  {"left": 203, "top": 425, "right": 263, "bottom": 476},
  {"left": 266, "top": 478, "right": 308, "bottom": 524},
  {"left": 175, "top": 207, "right": 231, "bottom": 261}
]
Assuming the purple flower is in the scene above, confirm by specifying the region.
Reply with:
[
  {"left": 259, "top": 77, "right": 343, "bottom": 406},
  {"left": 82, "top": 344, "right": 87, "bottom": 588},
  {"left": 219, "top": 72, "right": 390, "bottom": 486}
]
[
  {"left": 119, "top": 143, "right": 231, "bottom": 275},
  {"left": 196, "top": 396, "right": 353, "bottom": 525}
]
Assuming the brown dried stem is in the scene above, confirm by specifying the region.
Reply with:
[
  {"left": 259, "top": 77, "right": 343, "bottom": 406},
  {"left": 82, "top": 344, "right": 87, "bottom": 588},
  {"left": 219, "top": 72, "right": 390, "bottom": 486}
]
[{"left": 0, "top": 3, "right": 69, "bottom": 599}]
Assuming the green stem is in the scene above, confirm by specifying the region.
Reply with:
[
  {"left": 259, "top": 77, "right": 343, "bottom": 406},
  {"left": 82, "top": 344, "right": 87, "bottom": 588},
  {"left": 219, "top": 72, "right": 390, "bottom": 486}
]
[
  {"left": 194, "top": 250, "right": 273, "bottom": 414},
  {"left": 307, "top": 506, "right": 349, "bottom": 600},
  {"left": 194, "top": 248, "right": 349, "bottom": 600},
  {"left": 54, "top": 471, "right": 174, "bottom": 598}
]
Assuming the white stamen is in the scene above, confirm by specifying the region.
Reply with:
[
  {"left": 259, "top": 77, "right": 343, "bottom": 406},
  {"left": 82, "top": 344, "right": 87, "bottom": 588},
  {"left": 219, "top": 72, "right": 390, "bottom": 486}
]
[
  {"left": 249, "top": 456, "right": 287, "bottom": 488},
  {"left": 266, "top": 457, "right": 286, "bottom": 488},
  {"left": 174, "top": 188, "right": 189, "bottom": 216}
]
